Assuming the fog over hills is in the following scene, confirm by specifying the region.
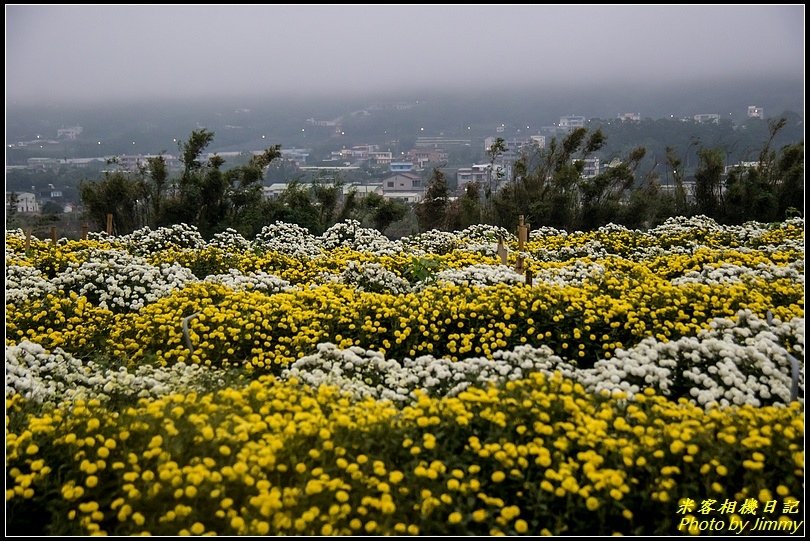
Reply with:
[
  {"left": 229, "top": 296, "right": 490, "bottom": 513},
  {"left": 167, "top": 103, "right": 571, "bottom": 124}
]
[{"left": 6, "top": 76, "right": 803, "bottom": 157}]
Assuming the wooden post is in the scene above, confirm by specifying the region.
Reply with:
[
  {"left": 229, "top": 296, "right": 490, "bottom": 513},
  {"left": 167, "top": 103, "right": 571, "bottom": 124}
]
[
  {"left": 497, "top": 239, "right": 508, "bottom": 265},
  {"left": 25, "top": 229, "right": 32, "bottom": 252},
  {"left": 517, "top": 214, "right": 529, "bottom": 252},
  {"left": 50, "top": 226, "right": 57, "bottom": 244},
  {"left": 515, "top": 254, "right": 525, "bottom": 273},
  {"left": 525, "top": 269, "right": 533, "bottom": 286},
  {"left": 81, "top": 223, "right": 89, "bottom": 240},
  {"left": 106, "top": 214, "right": 113, "bottom": 235}
]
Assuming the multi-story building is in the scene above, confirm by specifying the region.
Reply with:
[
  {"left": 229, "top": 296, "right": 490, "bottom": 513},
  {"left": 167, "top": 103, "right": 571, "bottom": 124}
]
[
  {"left": 6, "top": 192, "right": 39, "bottom": 213},
  {"left": 369, "top": 151, "right": 393, "bottom": 166},
  {"left": 457, "top": 164, "right": 494, "bottom": 188},
  {"left": 381, "top": 172, "right": 424, "bottom": 203},
  {"left": 573, "top": 157, "right": 601, "bottom": 179},
  {"left": 407, "top": 148, "right": 447, "bottom": 169}
]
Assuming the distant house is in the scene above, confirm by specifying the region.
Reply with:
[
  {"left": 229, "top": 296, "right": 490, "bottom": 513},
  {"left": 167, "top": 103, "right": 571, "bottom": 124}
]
[
  {"left": 618, "top": 113, "right": 641, "bottom": 122},
  {"left": 39, "top": 184, "right": 63, "bottom": 201},
  {"left": 415, "top": 137, "right": 471, "bottom": 149},
  {"left": 559, "top": 115, "right": 586, "bottom": 129},
  {"left": 6, "top": 192, "right": 39, "bottom": 213},
  {"left": 369, "top": 151, "right": 393, "bottom": 166},
  {"left": 115, "top": 154, "right": 181, "bottom": 173},
  {"left": 57, "top": 126, "right": 83, "bottom": 140},
  {"left": 457, "top": 164, "right": 492, "bottom": 188},
  {"left": 724, "top": 161, "right": 760, "bottom": 175},
  {"left": 407, "top": 148, "right": 447, "bottom": 169},
  {"left": 530, "top": 135, "right": 546, "bottom": 149},
  {"left": 381, "top": 172, "right": 424, "bottom": 203},
  {"left": 573, "top": 158, "right": 601, "bottom": 179},
  {"left": 278, "top": 148, "right": 310, "bottom": 167},
  {"left": 343, "top": 183, "right": 383, "bottom": 197},
  {"left": 389, "top": 162, "right": 415, "bottom": 173},
  {"left": 457, "top": 168, "right": 473, "bottom": 187},
  {"left": 747, "top": 106, "right": 764, "bottom": 119},
  {"left": 262, "top": 183, "right": 291, "bottom": 199},
  {"left": 26, "top": 157, "right": 60, "bottom": 171},
  {"left": 693, "top": 114, "right": 720, "bottom": 124}
]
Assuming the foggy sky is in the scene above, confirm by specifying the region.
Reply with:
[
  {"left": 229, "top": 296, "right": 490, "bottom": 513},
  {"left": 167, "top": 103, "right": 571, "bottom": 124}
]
[{"left": 5, "top": 5, "right": 805, "bottom": 104}]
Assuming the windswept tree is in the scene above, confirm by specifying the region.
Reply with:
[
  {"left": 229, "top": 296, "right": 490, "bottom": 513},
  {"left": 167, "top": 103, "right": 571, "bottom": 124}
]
[
  {"left": 415, "top": 168, "right": 449, "bottom": 232},
  {"left": 311, "top": 178, "right": 341, "bottom": 230},
  {"left": 80, "top": 171, "right": 148, "bottom": 234},
  {"left": 665, "top": 146, "right": 689, "bottom": 216},
  {"left": 723, "top": 121, "right": 803, "bottom": 224},
  {"left": 579, "top": 146, "right": 646, "bottom": 230},
  {"left": 81, "top": 130, "right": 282, "bottom": 237},
  {"left": 180, "top": 129, "right": 215, "bottom": 184},
  {"left": 496, "top": 127, "right": 605, "bottom": 230},
  {"left": 482, "top": 137, "right": 507, "bottom": 222},
  {"left": 141, "top": 155, "right": 168, "bottom": 227},
  {"left": 223, "top": 146, "right": 281, "bottom": 234},
  {"left": 693, "top": 148, "right": 725, "bottom": 218}
]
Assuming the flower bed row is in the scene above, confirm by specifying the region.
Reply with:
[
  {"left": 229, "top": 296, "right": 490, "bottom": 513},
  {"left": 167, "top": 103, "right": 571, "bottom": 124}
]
[{"left": 6, "top": 371, "right": 803, "bottom": 536}]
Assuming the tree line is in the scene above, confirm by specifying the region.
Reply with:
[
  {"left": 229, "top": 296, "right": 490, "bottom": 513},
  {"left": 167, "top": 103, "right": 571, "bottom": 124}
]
[
  {"left": 414, "top": 118, "right": 803, "bottom": 233},
  {"left": 80, "top": 122, "right": 802, "bottom": 239},
  {"left": 80, "top": 129, "right": 409, "bottom": 237}
]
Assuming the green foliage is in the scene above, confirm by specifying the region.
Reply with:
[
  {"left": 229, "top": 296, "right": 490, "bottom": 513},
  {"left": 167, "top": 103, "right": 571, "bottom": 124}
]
[
  {"left": 40, "top": 201, "right": 64, "bottom": 215},
  {"left": 180, "top": 128, "right": 215, "bottom": 182},
  {"left": 416, "top": 169, "right": 450, "bottom": 232},
  {"left": 361, "top": 193, "right": 407, "bottom": 233},
  {"left": 404, "top": 256, "right": 441, "bottom": 286},
  {"left": 693, "top": 148, "right": 725, "bottom": 218},
  {"left": 79, "top": 172, "right": 147, "bottom": 234}
]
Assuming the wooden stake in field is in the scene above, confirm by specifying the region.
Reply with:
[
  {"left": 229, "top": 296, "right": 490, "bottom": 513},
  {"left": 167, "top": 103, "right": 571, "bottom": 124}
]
[
  {"left": 525, "top": 269, "right": 533, "bottom": 286},
  {"left": 106, "top": 214, "right": 114, "bottom": 235},
  {"left": 516, "top": 215, "right": 530, "bottom": 273},
  {"left": 50, "top": 226, "right": 57, "bottom": 244},
  {"left": 81, "top": 223, "right": 89, "bottom": 240},
  {"left": 497, "top": 239, "right": 508, "bottom": 265},
  {"left": 517, "top": 214, "right": 529, "bottom": 251},
  {"left": 25, "top": 229, "right": 32, "bottom": 252}
]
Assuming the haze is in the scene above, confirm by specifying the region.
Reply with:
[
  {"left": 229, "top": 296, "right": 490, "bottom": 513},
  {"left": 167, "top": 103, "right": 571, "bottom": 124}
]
[{"left": 6, "top": 5, "right": 804, "bottom": 105}]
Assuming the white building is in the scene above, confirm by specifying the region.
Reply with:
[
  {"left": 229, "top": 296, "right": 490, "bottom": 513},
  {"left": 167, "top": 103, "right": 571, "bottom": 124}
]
[
  {"left": 747, "top": 106, "right": 764, "bottom": 119},
  {"left": 530, "top": 135, "right": 546, "bottom": 149},
  {"left": 694, "top": 114, "right": 720, "bottom": 124},
  {"left": 724, "top": 161, "right": 760, "bottom": 175},
  {"left": 573, "top": 158, "right": 601, "bottom": 179},
  {"left": 6, "top": 192, "right": 39, "bottom": 213},
  {"left": 559, "top": 115, "right": 586, "bottom": 129},
  {"left": 457, "top": 164, "right": 490, "bottom": 188},
  {"left": 369, "top": 151, "right": 393, "bottom": 166},
  {"left": 57, "top": 126, "right": 83, "bottom": 140},
  {"left": 262, "top": 183, "right": 291, "bottom": 199},
  {"left": 381, "top": 172, "right": 425, "bottom": 203},
  {"left": 618, "top": 113, "right": 641, "bottom": 122}
]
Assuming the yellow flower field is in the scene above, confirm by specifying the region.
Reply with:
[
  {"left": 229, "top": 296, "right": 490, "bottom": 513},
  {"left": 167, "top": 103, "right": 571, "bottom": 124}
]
[{"left": 5, "top": 217, "right": 804, "bottom": 535}]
